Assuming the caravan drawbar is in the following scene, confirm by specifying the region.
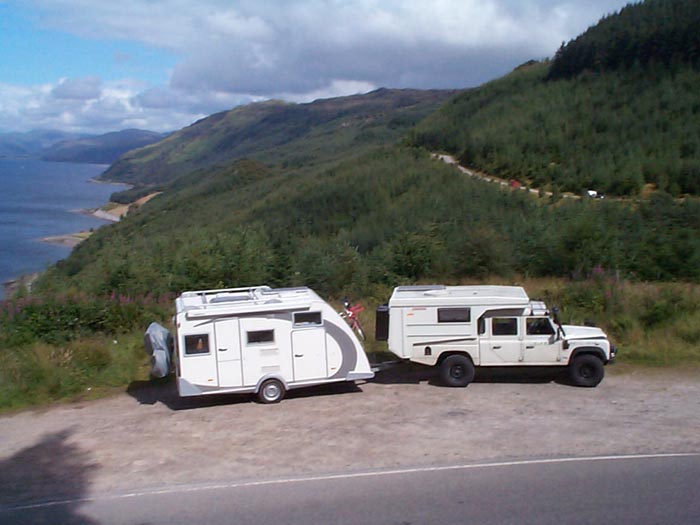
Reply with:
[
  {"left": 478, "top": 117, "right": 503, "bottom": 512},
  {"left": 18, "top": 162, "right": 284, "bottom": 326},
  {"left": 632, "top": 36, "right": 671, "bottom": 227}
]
[{"left": 174, "top": 286, "right": 373, "bottom": 403}]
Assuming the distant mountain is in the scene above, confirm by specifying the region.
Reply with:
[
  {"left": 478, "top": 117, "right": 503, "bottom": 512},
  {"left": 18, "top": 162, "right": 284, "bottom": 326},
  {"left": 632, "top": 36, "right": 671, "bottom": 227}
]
[
  {"left": 100, "top": 89, "right": 456, "bottom": 186},
  {"left": 0, "top": 130, "right": 84, "bottom": 158},
  {"left": 41, "top": 129, "right": 168, "bottom": 164}
]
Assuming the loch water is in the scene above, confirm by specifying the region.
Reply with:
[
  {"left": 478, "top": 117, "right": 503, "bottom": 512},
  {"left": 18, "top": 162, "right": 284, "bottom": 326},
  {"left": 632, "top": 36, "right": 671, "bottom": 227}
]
[{"left": 0, "top": 158, "right": 124, "bottom": 298}]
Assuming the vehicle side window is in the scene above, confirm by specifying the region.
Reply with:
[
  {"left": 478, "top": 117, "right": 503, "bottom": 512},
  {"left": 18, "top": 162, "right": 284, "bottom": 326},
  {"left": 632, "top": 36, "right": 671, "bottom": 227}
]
[
  {"left": 247, "top": 329, "right": 275, "bottom": 345},
  {"left": 184, "top": 334, "right": 210, "bottom": 355},
  {"left": 438, "top": 308, "right": 471, "bottom": 323},
  {"left": 492, "top": 318, "right": 518, "bottom": 336},
  {"left": 527, "top": 317, "right": 555, "bottom": 335},
  {"left": 294, "top": 312, "right": 322, "bottom": 326}
]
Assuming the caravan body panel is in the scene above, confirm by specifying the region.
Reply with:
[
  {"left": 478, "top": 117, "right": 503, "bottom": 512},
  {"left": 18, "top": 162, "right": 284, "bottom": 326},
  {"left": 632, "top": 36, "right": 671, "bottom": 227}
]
[{"left": 174, "top": 286, "right": 373, "bottom": 399}]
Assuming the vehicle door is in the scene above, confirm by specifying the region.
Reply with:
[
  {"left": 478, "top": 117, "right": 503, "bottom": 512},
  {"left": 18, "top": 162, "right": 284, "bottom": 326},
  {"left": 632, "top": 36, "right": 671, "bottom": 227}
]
[
  {"left": 214, "top": 319, "right": 243, "bottom": 387},
  {"left": 291, "top": 311, "right": 327, "bottom": 382},
  {"left": 522, "top": 317, "right": 560, "bottom": 364},
  {"left": 479, "top": 316, "right": 522, "bottom": 364},
  {"left": 179, "top": 322, "right": 219, "bottom": 388}
]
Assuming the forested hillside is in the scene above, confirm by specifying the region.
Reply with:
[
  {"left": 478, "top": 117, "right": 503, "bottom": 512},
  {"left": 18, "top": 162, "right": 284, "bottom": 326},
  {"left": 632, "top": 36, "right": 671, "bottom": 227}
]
[
  {"left": 40, "top": 148, "right": 700, "bottom": 301},
  {"left": 411, "top": 0, "right": 700, "bottom": 196},
  {"left": 548, "top": 0, "right": 700, "bottom": 79}
]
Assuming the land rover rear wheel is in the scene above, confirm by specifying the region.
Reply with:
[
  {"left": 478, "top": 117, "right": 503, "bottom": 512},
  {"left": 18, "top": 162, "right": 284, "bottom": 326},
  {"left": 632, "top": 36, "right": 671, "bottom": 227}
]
[
  {"left": 258, "top": 378, "right": 285, "bottom": 404},
  {"left": 568, "top": 354, "right": 604, "bottom": 387},
  {"left": 440, "top": 355, "right": 475, "bottom": 387}
]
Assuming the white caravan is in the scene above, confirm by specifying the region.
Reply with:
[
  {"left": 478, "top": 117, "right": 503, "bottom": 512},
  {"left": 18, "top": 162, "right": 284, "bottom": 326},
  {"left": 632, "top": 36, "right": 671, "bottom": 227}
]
[
  {"left": 375, "top": 285, "right": 616, "bottom": 387},
  {"left": 174, "top": 286, "right": 374, "bottom": 403}
]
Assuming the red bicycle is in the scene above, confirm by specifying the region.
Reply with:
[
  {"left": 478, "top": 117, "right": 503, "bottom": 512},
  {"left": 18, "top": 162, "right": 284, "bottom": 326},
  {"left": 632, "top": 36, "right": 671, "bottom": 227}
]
[{"left": 339, "top": 299, "right": 366, "bottom": 340}]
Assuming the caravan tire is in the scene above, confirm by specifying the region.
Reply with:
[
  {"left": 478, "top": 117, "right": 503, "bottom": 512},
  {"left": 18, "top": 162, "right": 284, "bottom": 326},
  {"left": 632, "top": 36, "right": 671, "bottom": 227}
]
[
  {"left": 440, "top": 355, "right": 475, "bottom": 387},
  {"left": 258, "top": 378, "right": 285, "bottom": 404}
]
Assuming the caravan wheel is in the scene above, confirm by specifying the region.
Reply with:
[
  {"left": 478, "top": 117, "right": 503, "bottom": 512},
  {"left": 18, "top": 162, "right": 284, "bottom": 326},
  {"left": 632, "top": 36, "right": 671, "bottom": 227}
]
[{"left": 258, "top": 378, "right": 285, "bottom": 404}]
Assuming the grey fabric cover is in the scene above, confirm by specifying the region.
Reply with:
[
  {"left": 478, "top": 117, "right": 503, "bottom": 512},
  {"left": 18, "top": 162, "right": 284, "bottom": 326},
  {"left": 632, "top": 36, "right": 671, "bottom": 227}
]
[{"left": 144, "top": 322, "right": 173, "bottom": 378}]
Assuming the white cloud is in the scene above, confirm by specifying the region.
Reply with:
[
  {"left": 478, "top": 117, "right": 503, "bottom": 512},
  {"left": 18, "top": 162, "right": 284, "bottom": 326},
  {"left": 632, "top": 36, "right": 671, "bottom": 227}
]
[
  {"left": 3, "top": 0, "right": 632, "bottom": 133},
  {"left": 51, "top": 76, "right": 102, "bottom": 100},
  {"left": 0, "top": 77, "right": 199, "bottom": 133}
]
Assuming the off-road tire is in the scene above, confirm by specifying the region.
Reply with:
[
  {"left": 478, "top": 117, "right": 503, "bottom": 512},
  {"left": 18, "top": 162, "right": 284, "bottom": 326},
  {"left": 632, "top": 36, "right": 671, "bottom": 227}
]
[
  {"left": 440, "top": 355, "right": 475, "bottom": 387},
  {"left": 568, "top": 354, "right": 605, "bottom": 387}
]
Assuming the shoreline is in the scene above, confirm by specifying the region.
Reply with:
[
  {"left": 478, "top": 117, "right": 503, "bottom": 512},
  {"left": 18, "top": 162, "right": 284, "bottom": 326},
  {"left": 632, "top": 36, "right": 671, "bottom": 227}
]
[
  {"left": 39, "top": 205, "right": 124, "bottom": 247},
  {"left": 88, "top": 177, "right": 133, "bottom": 188},
  {"left": 41, "top": 230, "right": 94, "bottom": 247},
  {"left": 3, "top": 192, "right": 161, "bottom": 299},
  {"left": 2, "top": 273, "right": 40, "bottom": 298}
]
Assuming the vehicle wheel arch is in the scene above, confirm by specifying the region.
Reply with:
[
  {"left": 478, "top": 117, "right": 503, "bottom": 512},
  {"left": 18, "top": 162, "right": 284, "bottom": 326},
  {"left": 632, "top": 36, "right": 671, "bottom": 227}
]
[
  {"left": 436, "top": 350, "right": 475, "bottom": 366},
  {"left": 255, "top": 374, "right": 288, "bottom": 393},
  {"left": 568, "top": 347, "right": 607, "bottom": 365}
]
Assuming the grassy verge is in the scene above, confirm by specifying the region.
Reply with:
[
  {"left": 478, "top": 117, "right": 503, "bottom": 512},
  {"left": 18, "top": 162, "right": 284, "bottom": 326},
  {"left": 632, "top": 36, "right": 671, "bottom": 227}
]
[{"left": 0, "top": 332, "right": 151, "bottom": 411}]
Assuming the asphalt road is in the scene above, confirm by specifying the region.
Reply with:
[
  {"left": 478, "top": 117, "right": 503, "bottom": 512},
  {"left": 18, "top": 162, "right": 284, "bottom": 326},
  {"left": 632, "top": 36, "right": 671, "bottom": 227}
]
[{"left": 3, "top": 453, "right": 699, "bottom": 525}]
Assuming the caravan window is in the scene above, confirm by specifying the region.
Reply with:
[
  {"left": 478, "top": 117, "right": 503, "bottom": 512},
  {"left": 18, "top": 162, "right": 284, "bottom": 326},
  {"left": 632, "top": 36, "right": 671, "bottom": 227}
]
[
  {"left": 438, "top": 308, "right": 471, "bottom": 323},
  {"left": 247, "top": 329, "right": 275, "bottom": 345},
  {"left": 294, "top": 312, "right": 322, "bottom": 326},
  {"left": 184, "top": 334, "right": 210, "bottom": 355}
]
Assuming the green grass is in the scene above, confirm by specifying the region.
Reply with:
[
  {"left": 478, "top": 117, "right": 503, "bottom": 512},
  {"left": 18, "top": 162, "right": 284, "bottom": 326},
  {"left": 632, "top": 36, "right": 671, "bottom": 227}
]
[{"left": 0, "top": 332, "right": 151, "bottom": 411}]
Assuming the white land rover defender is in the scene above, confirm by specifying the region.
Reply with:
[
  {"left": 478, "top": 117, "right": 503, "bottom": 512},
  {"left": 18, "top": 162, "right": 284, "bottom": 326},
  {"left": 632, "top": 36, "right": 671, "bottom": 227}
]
[{"left": 375, "top": 285, "right": 616, "bottom": 387}]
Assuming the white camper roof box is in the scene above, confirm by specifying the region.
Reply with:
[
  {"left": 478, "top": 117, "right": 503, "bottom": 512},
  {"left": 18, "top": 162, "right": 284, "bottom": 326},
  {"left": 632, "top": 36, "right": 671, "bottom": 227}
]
[
  {"left": 389, "top": 285, "right": 530, "bottom": 307},
  {"left": 176, "top": 286, "right": 321, "bottom": 319}
]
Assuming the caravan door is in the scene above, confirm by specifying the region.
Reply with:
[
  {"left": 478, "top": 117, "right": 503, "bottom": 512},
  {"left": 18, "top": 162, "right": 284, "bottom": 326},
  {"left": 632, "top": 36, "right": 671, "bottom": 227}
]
[
  {"left": 215, "top": 319, "right": 243, "bottom": 387},
  {"left": 291, "top": 328, "right": 327, "bottom": 381},
  {"left": 291, "top": 311, "right": 327, "bottom": 381}
]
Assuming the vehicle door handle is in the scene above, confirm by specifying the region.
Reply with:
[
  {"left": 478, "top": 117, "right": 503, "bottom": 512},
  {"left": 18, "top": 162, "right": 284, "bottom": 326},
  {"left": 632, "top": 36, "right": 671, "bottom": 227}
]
[
  {"left": 294, "top": 354, "right": 304, "bottom": 358},
  {"left": 493, "top": 346, "right": 501, "bottom": 349},
  {"left": 526, "top": 345, "right": 534, "bottom": 349},
  {"left": 218, "top": 348, "right": 228, "bottom": 352}
]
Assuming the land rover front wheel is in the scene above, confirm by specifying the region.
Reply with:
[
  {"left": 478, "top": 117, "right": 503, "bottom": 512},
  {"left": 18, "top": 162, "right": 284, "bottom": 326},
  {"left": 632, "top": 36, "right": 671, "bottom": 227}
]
[
  {"left": 258, "top": 378, "right": 285, "bottom": 404},
  {"left": 568, "top": 354, "right": 604, "bottom": 387},
  {"left": 440, "top": 355, "right": 475, "bottom": 387}
]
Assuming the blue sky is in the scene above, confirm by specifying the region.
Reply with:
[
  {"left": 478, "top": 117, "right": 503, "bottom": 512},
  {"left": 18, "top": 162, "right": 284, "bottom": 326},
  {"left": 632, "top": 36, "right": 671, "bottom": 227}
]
[
  {"left": 0, "top": 4, "right": 177, "bottom": 85},
  {"left": 0, "top": 0, "right": 632, "bottom": 134}
]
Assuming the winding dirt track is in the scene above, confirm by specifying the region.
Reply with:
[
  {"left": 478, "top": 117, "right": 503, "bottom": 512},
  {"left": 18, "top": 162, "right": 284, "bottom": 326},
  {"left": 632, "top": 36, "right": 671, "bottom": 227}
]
[{"left": 1, "top": 365, "right": 699, "bottom": 507}]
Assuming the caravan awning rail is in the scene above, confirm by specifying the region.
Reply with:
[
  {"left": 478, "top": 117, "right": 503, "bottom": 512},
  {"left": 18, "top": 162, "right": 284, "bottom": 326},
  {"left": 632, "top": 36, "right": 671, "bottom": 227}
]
[{"left": 176, "top": 285, "right": 321, "bottom": 317}]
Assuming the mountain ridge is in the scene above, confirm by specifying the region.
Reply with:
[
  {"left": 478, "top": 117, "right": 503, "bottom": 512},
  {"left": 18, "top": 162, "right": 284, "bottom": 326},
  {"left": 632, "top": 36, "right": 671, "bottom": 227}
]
[
  {"left": 40, "top": 129, "right": 168, "bottom": 164},
  {"left": 99, "top": 88, "right": 457, "bottom": 187}
]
